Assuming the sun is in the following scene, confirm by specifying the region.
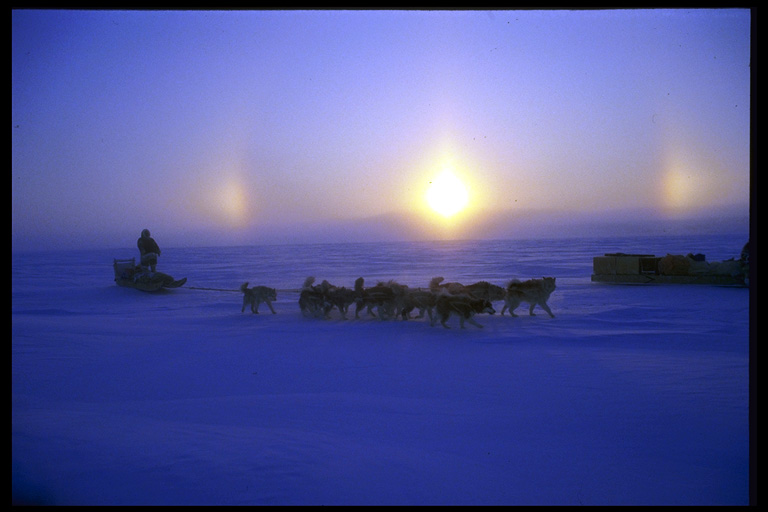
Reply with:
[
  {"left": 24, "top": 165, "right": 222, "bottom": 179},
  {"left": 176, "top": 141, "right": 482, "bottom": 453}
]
[{"left": 426, "top": 168, "right": 469, "bottom": 218}]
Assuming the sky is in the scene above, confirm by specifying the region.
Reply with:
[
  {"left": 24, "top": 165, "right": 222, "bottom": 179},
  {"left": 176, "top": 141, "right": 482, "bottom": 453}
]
[{"left": 12, "top": 9, "right": 752, "bottom": 251}]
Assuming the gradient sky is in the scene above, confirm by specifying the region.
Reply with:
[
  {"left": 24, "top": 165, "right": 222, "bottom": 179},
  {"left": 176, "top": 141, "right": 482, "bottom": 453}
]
[{"left": 12, "top": 9, "right": 751, "bottom": 250}]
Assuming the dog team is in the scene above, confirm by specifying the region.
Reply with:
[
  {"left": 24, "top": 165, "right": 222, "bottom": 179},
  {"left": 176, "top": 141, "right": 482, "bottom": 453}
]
[{"left": 241, "top": 275, "right": 557, "bottom": 329}]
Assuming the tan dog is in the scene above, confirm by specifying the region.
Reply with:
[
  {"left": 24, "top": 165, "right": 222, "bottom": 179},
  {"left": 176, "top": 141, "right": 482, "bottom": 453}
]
[
  {"left": 240, "top": 282, "right": 277, "bottom": 314},
  {"left": 502, "top": 277, "right": 556, "bottom": 318}
]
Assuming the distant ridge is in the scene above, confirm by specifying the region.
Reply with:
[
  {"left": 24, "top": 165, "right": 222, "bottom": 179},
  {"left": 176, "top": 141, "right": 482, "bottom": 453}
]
[
  {"left": 222, "top": 204, "right": 749, "bottom": 246},
  {"left": 12, "top": 204, "right": 749, "bottom": 252}
]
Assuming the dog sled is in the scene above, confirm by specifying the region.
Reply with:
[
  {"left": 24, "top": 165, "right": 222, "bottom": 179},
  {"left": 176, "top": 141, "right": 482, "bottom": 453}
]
[
  {"left": 591, "top": 253, "right": 747, "bottom": 286},
  {"left": 113, "top": 258, "right": 187, "bottom": 292}
]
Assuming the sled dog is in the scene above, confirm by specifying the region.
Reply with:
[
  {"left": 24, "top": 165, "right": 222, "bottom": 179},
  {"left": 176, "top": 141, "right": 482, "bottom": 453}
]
[
  {"left": 354, "top": 279, "right": 398, "bottom": 320},
  {"left": 397, "top": 288, "right": 438, "bottom": 322},
  {"left": 429, "top": 276, "right": 465, "bottom": 294},
  {"left": 298, "top": 277, "right": 330, "bottom": 318},
  {"left": 502, "top": 277, "right": 556, "bottom": 318},
  {"left": 461, "top": 281, "right": 506, "bottom": 302},
  {"left": 298, "top": 277, "right": 361, "bottom": 320},
  {"left": 430, "top": 277, "right": 505, "bottom": 302},
  {"left": 324, "top": 285, "right": 358, "bottom": 320},
  {"left": 434, "top": 294, "right": 495, "bottom": 329},
  {"left": 240, "top": 282, "right": 277, "bottom": 314},
  {"left": 299, "top": 288, "right": 328, "bottom": 318}
]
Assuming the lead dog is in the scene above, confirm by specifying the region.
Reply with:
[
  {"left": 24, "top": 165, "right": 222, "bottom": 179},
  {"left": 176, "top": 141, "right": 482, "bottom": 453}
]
[
  {"left": 434, "top": 294, "right": 495, "bottom": 329},
  {"left": 501, "top": 277, "right": 556, "bottom": 318},
  {"left": 240, "top": 282, "right": 277, "bottom": 314}
]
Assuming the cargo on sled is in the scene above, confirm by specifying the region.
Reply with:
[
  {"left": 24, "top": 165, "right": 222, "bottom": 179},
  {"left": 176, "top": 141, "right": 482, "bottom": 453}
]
[
  {"left": 591, "top": 252, "right": 747, "bottom": 286},
  {"left": 113, "top": 258, "right": 187, "bottom": 292}
]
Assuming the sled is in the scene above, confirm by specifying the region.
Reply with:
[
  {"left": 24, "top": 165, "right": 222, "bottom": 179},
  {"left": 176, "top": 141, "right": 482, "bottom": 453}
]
[
  {"left": 591, "top": 253, "right": 747, "bottom": 286},
  {"left": 113, "top": 258, "right": 187, "bottom": 292}
]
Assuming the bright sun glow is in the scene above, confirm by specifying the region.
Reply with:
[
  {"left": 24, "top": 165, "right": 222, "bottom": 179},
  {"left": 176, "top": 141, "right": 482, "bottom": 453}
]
[
  {"left": 426, "top": 169, "right": 469, "bottom": 218},
  {"left": 193, "top": 175, "right": 251, "bottom": 228},
  {"left": 217, "top": 181, "right": 248, "bottom": 226}
]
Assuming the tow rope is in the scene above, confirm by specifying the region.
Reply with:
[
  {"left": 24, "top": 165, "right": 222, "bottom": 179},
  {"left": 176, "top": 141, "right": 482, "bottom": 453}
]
[{"left": 186, "top": 286, "right": 302, "bottom": 294}]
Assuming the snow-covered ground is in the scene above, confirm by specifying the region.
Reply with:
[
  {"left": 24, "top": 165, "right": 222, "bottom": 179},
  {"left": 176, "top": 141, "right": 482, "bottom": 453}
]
[{"left": 12, "top": 237, "right": 752, "bottom": 505}]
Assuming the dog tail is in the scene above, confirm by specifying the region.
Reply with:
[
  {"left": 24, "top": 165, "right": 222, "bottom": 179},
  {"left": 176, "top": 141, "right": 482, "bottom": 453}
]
[
  {"left": 302, "top": 276, "right": 316, "bottom": 290},
  {"left": 240, "top": 282, "right": 249, "bottom": 292}
]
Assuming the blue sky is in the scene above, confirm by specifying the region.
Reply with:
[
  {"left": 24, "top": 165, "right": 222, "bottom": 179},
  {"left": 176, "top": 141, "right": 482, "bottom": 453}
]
[{"left": 12, "top": 9, "right": 751, "bottom": 250}]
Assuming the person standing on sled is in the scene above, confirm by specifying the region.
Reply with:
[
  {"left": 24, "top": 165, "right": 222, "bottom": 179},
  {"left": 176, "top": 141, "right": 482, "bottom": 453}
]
[{"left": 137, "top": 229, "right": 161, "bottom": 272}]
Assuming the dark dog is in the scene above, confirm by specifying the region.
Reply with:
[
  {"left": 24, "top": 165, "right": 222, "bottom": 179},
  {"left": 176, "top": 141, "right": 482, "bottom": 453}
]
[
  {"left": 461, "top": 281, "right": 506, "bottom": 302},
  {"left": 240, "top": 282, "right": 277, "bottom": 314},
  {"left": 324, "top": 285, "right": 358, "bottom": 319},
  {"left": 298, "top": 277, "right": 329, "bottom": 318},
  {"left": 434, "top": 294, "right": 495, "bottom": 329},
  {"left": 354, "top": 279, "right": 398, "bottom": 320},
  {"left": 396, "top": 288, "right": 438, "bottom": 322},
  {"left": 298, "top": 277, "right": 363, "bottom": 320}
]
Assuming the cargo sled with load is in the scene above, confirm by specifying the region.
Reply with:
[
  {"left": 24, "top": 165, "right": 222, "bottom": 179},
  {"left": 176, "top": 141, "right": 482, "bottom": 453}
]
[
  {"left": 113, "top": 258, "right": 187, "bottom": 292},
  {"left": 591, "top": 252, "right": 747, "bottom": 286}
]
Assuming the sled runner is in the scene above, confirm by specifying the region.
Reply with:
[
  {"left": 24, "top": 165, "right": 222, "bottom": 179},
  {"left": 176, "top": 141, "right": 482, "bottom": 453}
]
[{"left": 113, "top": 258, "right": 187, "bottom": 292}]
